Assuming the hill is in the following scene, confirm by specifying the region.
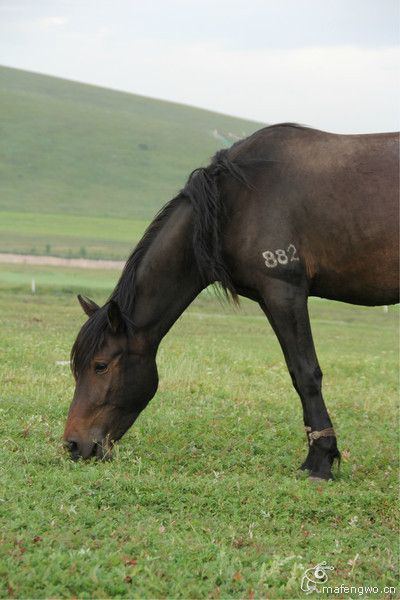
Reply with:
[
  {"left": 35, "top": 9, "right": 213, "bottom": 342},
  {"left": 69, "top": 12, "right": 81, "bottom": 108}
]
[{"left": 0, "top": 66, "right": 264, "bottom": 258}]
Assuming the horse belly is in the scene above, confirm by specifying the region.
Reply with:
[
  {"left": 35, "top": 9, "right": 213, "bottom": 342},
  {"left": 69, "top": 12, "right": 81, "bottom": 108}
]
[{"left": 310, "top": 237, "right": 399, "bottom": 306}]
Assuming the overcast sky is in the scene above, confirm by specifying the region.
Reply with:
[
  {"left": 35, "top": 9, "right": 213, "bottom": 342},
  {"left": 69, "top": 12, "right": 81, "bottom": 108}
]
[{"left": 1, "top": 0, "right": 399, "bottom": 132}]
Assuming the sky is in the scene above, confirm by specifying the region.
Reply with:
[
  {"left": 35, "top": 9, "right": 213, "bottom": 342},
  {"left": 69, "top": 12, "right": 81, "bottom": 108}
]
[{"left": 0, "top": 0, "right": 399, "bottom": 133}]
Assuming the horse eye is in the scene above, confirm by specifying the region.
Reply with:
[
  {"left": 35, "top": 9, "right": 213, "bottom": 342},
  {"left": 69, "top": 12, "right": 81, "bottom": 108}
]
[{"left": 94, "top": 362, "right": 108, "bottom": 374}]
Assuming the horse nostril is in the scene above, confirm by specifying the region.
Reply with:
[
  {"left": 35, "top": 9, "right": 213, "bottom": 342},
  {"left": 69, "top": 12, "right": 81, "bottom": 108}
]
[{"left": 65, "top": 440, "right": 80, "bottom": 459}]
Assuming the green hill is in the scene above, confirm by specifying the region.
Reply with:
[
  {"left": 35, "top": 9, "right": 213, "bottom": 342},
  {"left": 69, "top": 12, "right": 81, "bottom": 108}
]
[{"left": 0, "top": 66, "right": 263, "bottom": 259}]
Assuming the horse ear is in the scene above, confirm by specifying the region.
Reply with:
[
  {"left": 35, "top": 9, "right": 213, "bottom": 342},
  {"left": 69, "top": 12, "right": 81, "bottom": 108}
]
[
  {"left": 77, "top": 294, "right": 99, "bottom": 317},
  {"left": 107, "top": 300, "right": 124, "bottom": 333}
]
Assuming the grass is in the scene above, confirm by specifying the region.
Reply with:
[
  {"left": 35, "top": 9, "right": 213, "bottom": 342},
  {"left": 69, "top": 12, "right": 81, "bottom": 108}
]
[
  {"left": 0, "top": 212, "right": 148, "bottom": 260},
  {"left": 0, "top": 266, "right": 398, "bottom": 599},
  {"left": 0, "top": 263, "right": 120, "bottom": 294},
  {"left": 0, "top": 65, "right": 263, "bottom": 259},
  {"left": 0, "top": 66, "right": 262, "bottom": 210}
]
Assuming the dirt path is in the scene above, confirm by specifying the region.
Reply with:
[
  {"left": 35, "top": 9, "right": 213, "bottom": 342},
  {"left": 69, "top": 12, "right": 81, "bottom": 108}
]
[{"left": 0, "top": 253, "right": 125, "bottom": 270}]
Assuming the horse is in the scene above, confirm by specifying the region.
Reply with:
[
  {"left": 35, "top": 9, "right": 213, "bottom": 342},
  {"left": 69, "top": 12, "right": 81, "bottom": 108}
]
[{"left": 63, "top": 123, "right": 399, "bottom": 481}]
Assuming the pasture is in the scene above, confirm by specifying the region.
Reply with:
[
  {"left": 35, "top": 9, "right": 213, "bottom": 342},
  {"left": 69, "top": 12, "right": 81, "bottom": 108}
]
[
  {"left": 0, "top": 65, "right": 263, "bottom": 262},
  {"left": 0, "top": 66, "right": 262, "bottom": 222},
  {"left": 0, "top": 265, "right": 398, "bottom": 598},
  {"left": 0, "top": 212, "right": 147, "bottom": 260}
]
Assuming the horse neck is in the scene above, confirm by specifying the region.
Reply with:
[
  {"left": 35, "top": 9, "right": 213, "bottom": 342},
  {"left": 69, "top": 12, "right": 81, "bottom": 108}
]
[{"left": 124, "top": 200, "right": 204, "bottom": 349}]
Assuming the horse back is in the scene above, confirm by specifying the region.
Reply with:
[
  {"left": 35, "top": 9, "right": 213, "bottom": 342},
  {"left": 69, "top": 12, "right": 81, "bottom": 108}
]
[{"left": 223, "top": 126, "right": 399, "bottom": 306}]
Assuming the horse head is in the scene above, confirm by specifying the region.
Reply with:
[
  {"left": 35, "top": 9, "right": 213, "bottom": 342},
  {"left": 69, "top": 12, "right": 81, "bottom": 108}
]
[{"left": 63, "top": 295, "right": 158, "bottom": 459}]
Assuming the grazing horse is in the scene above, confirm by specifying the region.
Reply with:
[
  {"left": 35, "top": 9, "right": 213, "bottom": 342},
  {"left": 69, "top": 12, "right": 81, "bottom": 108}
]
[{"left": 64, "top": 124, "right": 399, "bottom": 480}]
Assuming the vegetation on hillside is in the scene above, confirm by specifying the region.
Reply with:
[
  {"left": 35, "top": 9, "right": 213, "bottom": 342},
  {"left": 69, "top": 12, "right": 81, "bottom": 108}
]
[
  {"left": 0, "top": 65, "right": 263, "bottom": 220},
  {"left": 0, "top": 66, "right": 263, "bottom": 259}
]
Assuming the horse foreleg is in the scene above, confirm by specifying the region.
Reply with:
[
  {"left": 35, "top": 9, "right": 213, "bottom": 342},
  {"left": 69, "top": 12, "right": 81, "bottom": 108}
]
[{"left": 259, "top": 280, "right": 340, "bottom": 480}]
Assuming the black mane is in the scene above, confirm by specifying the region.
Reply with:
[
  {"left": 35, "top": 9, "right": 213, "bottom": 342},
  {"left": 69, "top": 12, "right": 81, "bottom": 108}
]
[
  {"left": 111, "top": 146, "right": 255, "bottom": 313},
  {"left": 71, "top": 144, "right": 261, "bottom": 376}
]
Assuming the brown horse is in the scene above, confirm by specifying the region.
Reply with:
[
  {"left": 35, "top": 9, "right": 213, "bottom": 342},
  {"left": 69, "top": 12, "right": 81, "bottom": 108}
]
[{"left": 64, "top": 124, "right": 399, "bottom": 480}]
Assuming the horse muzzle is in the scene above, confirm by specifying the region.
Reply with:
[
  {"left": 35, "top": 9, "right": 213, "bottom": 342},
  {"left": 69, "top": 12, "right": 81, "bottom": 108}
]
[{"left": 63, "top": 433, "right": 113, "bottom": 461}]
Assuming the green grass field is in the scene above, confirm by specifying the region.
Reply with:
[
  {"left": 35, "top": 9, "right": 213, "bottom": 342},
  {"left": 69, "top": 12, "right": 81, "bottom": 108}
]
[
  {"left": 0, "top": 212, "right": 147, "bottom": 260},
  {"left": 0, "top": 266, "right": 398, "bottom": 599},
  {"left": 0, "top": 66, "right": 263, "bottom": 259}
]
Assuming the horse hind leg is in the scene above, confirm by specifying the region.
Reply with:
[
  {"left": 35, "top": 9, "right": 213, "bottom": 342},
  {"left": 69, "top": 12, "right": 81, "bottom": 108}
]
[{"left": 259, "top": 279, "right": 340, "bottom": 480}]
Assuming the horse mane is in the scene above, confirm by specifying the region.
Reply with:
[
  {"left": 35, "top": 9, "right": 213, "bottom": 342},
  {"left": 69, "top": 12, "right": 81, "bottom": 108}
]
[
  {"left": 111, "top": 147, "right": 256, "bottom": 314},
  {"left": 110, "top": 195, "right": 184, "bottom": 313},
  {"left": 180, "top": 149, "right": 254, "bottom": 301},
  {"left": 71, "top": 146, "right": 262, "bottom": 375}
]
